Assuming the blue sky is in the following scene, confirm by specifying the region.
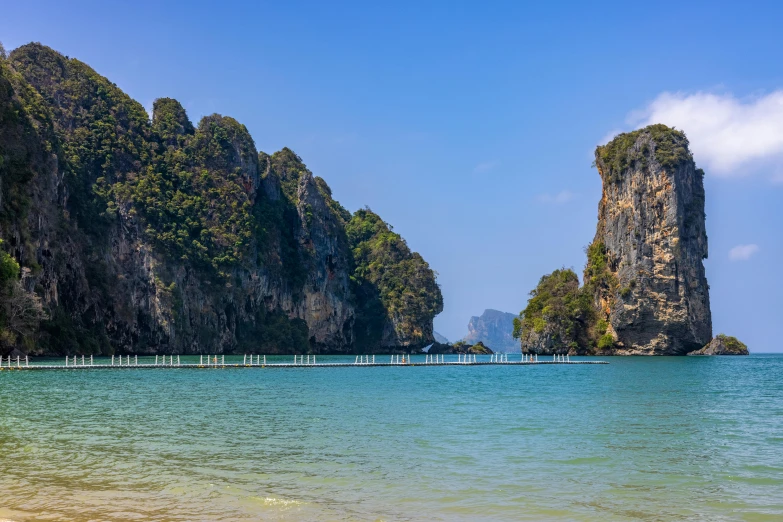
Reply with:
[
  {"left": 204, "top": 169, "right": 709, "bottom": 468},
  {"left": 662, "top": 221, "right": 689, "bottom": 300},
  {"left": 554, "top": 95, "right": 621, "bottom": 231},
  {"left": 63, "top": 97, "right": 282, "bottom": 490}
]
[{"left": 2, "top": 1, "right": 782, "bottom": 351}]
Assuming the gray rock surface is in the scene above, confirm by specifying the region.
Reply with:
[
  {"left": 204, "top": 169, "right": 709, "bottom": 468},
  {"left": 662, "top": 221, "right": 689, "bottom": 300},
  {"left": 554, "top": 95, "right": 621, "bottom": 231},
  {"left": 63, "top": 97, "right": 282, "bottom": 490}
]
[{"left": 589, "top": 126, "right": 712, "bottom": 355}]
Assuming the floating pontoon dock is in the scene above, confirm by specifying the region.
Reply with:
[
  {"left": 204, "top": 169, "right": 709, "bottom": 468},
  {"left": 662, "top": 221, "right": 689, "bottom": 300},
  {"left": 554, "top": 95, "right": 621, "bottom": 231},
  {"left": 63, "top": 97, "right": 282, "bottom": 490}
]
[{"left": 0, "top": 353, "right": 607, "bottom": 371}]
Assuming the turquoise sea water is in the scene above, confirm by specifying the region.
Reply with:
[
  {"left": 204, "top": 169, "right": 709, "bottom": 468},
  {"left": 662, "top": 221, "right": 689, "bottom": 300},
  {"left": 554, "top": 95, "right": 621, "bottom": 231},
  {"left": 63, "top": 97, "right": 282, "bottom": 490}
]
[{"left": 1, "top": 354, "right": 781, "bottom": 521}]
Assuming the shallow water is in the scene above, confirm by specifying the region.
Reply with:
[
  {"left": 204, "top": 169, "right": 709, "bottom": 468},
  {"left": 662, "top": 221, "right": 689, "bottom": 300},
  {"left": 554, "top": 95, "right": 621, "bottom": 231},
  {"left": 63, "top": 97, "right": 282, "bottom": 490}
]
[{"left": 1, "top": 354, "right": 781, "bottom": 521}]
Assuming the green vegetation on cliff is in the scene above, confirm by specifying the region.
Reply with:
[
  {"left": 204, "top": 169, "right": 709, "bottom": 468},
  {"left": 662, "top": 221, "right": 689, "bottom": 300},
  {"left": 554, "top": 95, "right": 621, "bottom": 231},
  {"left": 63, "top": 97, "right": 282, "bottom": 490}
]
[
  {"left": 0, "top": 42, "right": 442, "bottom": 355},
  {"left": 714, "top": 334, "right": 748, "bottom": 353},
  {"left": 595, "top": 124, "right": 692, "bottom": 183},
  {"left": 513, "top": 268, "right": 594, "bottom": 352},
  {"left": 347, "top": 208, "right": 443, "bottom": 349},
  {"left": 119, "top": 108, "right": 258, "bottom": 273},
  {"left": 11, "top": 43, "right": 153, "bottom": 238}
]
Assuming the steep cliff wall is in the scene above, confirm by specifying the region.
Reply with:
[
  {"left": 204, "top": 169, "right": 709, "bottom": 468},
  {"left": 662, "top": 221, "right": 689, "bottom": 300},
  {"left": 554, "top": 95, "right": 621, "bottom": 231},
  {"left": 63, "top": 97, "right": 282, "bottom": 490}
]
[
  {"left": 0, "top": 43, "right": 440, "bottom": 355},
  {"left": 588, "top": 125, "right": 712, "bottom": 354}
]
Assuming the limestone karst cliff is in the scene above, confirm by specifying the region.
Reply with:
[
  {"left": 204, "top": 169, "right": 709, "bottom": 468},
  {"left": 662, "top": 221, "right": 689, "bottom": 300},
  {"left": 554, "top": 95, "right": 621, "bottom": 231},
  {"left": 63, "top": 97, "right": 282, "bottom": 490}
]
[
  {"left": 588, "top": 125, "right": 712, "bottom": 355},
  {"left": 515, "top": 124, "right": 712, "bottom": 355},
  {"left": 0, "top": 43, "right": 442, "bottom": 355}
]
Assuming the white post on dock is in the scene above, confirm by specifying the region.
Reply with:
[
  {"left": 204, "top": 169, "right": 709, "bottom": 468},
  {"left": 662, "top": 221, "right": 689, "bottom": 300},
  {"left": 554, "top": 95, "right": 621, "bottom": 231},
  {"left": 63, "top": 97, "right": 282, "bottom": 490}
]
[
  {"left": 135, "top": 355, "right": 138, "bottom": 366},
  {"left": 355, "top": 356, "right": 358, "bottom": 364},
  {"left": 65, "top": 356, "right": 67, "bottom": 367},
  {"left": 244, "top": 354, "right": 247, "bottom": 365},
  {"left": 264, "top": 355, "right": 266, "bottom": 365},
  {"left": 155, "top": 355, "right": 158, "bottom": 366},
  {"left": 200, "top": 355, "right": 203, "bottom": 365},
  {"left": 26, "top": 355, "right": 29, "bottom": 367}
]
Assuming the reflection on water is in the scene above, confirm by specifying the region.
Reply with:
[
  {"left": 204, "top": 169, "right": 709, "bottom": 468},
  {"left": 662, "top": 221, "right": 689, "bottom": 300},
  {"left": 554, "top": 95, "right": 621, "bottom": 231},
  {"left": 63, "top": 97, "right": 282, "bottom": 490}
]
[{"left": 1, "top": 355, "right": 782, "bottom": 521}]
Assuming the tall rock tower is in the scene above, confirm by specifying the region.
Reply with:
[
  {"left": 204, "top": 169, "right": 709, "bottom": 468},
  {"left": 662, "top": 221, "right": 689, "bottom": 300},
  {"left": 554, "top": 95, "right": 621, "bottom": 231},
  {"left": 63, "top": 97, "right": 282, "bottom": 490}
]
[{"left": 587, "top": 124, "right": 712, "bottom": 354}]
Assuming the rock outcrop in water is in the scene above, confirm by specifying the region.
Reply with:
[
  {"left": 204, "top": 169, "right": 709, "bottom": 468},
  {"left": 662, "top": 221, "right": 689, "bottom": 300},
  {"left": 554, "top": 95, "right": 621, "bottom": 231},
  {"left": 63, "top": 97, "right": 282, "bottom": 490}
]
[
  {"left": 427, "top": 340, "right": 493, "bottom": 355},
  {"left": 463, "top": 309, "right": 519, "bottom": 352},
  {"left": 687, "top": 334, "right": 748, "bottom": 355},
  {"left": 514, "top": 125, "right": 712, "bottom": 355},
  {"left": 588, "top": 125, "right": 712, "bottom": 355},
  {"left": 0, "top": 43, "right": 442, "bottom": 356}
]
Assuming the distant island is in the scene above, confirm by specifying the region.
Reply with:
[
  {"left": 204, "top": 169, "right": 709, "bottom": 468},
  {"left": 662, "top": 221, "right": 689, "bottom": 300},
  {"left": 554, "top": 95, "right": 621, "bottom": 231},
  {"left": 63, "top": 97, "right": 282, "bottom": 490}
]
[
  {"left": 463, "top": 309, "right": 519, "bottom": 352},
  {"left": 512, "top": 125, "right": 746, "bottom": 356},
  {"left": 0, "top": 43, "right": 443, "bottom": 357}
]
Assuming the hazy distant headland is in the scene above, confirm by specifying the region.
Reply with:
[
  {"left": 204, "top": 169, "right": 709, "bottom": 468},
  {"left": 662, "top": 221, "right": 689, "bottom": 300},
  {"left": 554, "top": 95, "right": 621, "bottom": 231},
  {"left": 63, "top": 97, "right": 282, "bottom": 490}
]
[
  {"left": 0, "top": 43, "right": 442, "bottom": 357},
  {"left": 463, "top": 309, "right": 519, "bottom": 352}
]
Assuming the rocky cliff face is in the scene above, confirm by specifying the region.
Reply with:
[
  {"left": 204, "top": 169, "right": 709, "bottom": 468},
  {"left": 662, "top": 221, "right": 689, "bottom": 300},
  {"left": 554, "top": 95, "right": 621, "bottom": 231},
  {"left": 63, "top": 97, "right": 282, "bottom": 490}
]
[
  {"left": 463, "top": 309, "right": 518, "bottom": 352},
  {"left": 0, "top": 43, "right": 441, "bottom": 355},
  {"left": 588, "top": 125, "right": 712, "bottom": 355}
]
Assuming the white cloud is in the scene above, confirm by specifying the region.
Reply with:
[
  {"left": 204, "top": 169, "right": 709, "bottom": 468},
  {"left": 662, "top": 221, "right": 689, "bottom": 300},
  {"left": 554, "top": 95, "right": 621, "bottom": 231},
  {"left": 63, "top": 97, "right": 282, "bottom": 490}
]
[
  {"left": 473, "top": 160, "right": 499, "bottom": 174},
  {"left": 627, "top": 91, "right": 783, "bottom": 177},
  {"left": 728, "top": 244, "right": 759, "bottom": 261},
  {"left": 538, "top": 191, "right": 577, "bottom": 204}
]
